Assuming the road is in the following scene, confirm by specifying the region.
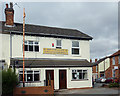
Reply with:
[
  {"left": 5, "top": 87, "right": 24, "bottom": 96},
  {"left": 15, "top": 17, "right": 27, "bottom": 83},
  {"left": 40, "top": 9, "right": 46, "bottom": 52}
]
[{"left": 54, "top": 83, "right": 119, "bottom": 96}]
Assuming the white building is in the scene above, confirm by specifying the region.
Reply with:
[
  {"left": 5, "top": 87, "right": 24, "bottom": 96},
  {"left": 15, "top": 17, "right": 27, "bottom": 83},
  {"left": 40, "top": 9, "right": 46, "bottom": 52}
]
[{"left": 0, "top": 3, "right": 93, "bottom": 90}]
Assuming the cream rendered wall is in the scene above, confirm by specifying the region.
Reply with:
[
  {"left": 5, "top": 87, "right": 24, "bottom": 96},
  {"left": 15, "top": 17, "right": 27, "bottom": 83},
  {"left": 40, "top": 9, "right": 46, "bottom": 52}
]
[
  {"left": 1, "top": 34, "right": 10, "bottom": 68},
  {"left": 12, "top": 34, "right": 90, "bottom": 60},
  {"left": 16, "top": 67, "right": 92, "bottom": 89},
  {"left": 98, "top": 58, "right": 110, "bottom": 72}
]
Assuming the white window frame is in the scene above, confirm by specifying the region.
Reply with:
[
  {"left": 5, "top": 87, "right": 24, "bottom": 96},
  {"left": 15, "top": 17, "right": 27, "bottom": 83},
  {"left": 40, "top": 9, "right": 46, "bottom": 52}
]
[
  {"left": 19, "top": 70, "right": 40, "bottom": 82},
  {"left": 112, "top": 57, "right": 115, "bottom": 65},
  {"left": 24, "top": 41, "right": 39, "bottom": 52},
  {"left": 71, "top": 41, "right": 80, "bottom": 55},
  {"left": 56, "top": 40, "right": 62, "bottom": 49},
  {"left": 72, "top": 69, "right": 88, "bottom": 80}
]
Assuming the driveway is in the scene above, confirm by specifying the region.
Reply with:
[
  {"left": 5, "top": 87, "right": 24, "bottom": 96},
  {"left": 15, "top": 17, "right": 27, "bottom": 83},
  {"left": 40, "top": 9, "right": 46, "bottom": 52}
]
[{"left": 54, "top": 83, "right": 119, "bottom": 96}]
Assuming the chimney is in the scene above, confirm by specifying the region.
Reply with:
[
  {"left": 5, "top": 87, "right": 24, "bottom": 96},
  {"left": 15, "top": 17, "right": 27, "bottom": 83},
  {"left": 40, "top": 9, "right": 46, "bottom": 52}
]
[
  {"left": 90, "top": 59, "right": 92, "bottom": 63},
  {"left": 95, "top": 59, "right": 97, "bottom": 62},
  {"left": 5, "top": 2, "right": 14, "bottom": 26}
]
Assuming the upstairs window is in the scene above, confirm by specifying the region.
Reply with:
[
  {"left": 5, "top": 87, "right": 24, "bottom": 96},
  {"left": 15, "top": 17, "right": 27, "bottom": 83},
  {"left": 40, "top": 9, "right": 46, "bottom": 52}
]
[
  {"left": 56, "top": 40, "right": 62, "bottom": 49},
  {"left": 112, "top": 57, "right": 115, "bottom": 65},
  {"left": 24, "top": 41, "right": 39, "bottom": 52},
  {"left": 72, "top": 41, "right": 79, "bottom": 55}
]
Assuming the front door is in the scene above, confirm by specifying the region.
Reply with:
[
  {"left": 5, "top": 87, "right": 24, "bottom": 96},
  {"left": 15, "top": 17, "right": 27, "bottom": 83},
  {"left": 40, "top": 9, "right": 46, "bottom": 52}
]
[
  {"left": 46, "top": 70, "right": 54, "bottom": 86},
  {"left": 59, "top": 70, "right": 67, "bottom": 89}
]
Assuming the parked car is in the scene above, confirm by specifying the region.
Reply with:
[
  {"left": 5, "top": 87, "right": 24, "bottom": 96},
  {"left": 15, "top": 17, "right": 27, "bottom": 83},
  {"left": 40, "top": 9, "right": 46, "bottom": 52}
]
[
  {"left": 95, "top": 77, "right": 106, "bottom": 83},
  {"left": 105, "top": 77, "right": 118, "bottom": 83}
]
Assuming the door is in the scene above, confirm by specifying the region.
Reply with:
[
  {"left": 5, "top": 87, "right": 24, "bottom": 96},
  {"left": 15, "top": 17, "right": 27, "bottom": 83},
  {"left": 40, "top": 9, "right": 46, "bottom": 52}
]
[
  {"left": 59, "top": 70, "right": 67, "bottom": 89},
  {"left": 46, "top": 70, "right": 54, "bottom": 86}
]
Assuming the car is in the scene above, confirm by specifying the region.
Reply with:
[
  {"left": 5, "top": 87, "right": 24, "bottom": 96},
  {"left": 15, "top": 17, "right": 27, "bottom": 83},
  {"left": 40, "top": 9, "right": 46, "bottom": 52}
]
[
  {"left": 95, "top": 77, "right": 106, "bottom": 83},
  {"left": 105, "top": 77, "right": 118, "bottom": 83}
]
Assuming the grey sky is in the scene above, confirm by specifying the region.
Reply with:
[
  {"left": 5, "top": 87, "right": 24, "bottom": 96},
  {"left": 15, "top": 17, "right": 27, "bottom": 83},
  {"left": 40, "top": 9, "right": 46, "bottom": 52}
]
[{"left": 1, "top": 2, "right": 118, "bottom": 60}]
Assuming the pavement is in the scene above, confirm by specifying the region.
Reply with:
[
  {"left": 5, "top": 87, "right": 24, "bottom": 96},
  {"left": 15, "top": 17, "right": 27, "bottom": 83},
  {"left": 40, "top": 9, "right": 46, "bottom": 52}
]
[{"left": 54, "top": 83, "right": 120, "bottom": 96}]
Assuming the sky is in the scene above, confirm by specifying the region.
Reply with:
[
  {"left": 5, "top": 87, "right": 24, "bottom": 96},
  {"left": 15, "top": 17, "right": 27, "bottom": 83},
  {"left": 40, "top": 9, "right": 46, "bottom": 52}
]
[{"left": 1, "top": 2, "right": 118, "bottom": 61}]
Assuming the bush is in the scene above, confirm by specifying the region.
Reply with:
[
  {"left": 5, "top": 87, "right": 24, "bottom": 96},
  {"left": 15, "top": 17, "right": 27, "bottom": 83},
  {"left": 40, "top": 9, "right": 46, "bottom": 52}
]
[
  {"left": 2, "top": 68, "right": 18, "bottom": 95},
  {"left": 109, "top": 83, "right": 119, "bottom": 88}
]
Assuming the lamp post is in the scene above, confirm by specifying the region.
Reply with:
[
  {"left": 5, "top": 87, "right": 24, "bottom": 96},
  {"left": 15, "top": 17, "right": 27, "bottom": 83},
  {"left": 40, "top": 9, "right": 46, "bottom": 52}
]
[{"left": 23, "top": 8, "right": 25, "bottom": 87}]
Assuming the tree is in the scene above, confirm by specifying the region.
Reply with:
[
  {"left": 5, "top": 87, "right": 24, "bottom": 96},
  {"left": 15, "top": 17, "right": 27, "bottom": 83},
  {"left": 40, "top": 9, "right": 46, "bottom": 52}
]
[{"left": 2, "top": 68, "right": 18, "bottom": 95}]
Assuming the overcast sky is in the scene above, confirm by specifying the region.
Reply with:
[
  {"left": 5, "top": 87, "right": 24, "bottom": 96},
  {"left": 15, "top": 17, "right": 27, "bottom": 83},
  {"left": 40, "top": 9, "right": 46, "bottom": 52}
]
[{"left": 1, "top": 2, "right": 118, "bottom": 60}]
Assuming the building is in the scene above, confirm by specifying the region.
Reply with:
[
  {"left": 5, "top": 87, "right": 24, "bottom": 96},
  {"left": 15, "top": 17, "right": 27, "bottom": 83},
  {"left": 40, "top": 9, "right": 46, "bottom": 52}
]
[
  {"left": 92, "top": 57, "right": 110, "bottom": 80},
  {"left": 0, "top": 3, "right": 94, "bottom": 89},
  {"left": 105, "top": 50, "right": 120, "bottom": 80}
]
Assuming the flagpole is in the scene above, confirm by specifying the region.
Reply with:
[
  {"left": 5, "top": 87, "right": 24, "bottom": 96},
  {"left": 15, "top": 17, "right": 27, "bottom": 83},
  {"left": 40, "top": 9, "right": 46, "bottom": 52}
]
[{"left": 23, "top": 8, "right": 25, "bottom": 87}]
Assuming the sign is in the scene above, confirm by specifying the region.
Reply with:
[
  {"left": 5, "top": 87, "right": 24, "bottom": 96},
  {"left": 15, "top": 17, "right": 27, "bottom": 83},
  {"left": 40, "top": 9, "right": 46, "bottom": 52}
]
[
  {"left": 43, "top": 48, "right": 68, "bottom": 55},
  {"left": 114, "top": 66, "right": 118, "bottom": 70}
]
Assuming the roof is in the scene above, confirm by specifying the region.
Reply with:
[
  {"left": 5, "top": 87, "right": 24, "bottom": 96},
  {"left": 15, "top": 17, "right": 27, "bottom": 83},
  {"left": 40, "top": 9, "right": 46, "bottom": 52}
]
[
  {"left": 10, "top": 58, "right": 94, "bottom": 68},
  {"left": 0, "top": 21, "right": 93, "bottom": 40},
  {"left": 109, "top": 50, "right": 120, "bottom": 57},
  {"left": 92, "top": 57, "right": 108, "bottom": 66}
]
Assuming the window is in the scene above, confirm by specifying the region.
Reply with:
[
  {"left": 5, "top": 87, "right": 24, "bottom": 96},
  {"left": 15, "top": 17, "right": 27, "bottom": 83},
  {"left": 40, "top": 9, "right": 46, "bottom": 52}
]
[
  {"left": 19, "top": 70, "right": 40, "bottom": 82},
  {"left": 112, "top": 69, "right": 115, "bottom": 77},
  {"left": 72, "top": 41, "right": 79, "bottom": 55},
  {"left": 24, "top": 41, "right": 39, "bottom": 52},
  {"left": 56, "top": 40, "right": 61, "bottom": 49},
  {"left": 119, "top": 56, "right": 120, "bottom": 64},
  {"left": 72, "top": 70, "right": 87, "bottom": 80},
  {"left": 112, "top": 57, "right": 115, "bottom": 65}
]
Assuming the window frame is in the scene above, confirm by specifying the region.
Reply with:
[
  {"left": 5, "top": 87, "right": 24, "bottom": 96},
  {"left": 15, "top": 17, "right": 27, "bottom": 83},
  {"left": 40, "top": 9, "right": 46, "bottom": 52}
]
[
  {"left": 72, "top": 69, "right": 88, "bottom": 81},
  {"left": 56, "top": 40, "right": 62, "bottom": 49},
  {"left": 19, "top": 70, "right": 40, "bottom": 82},
  {"left": 24, "top": 41, "right": 39, "bottom": 52},
  {"left": 71, "top": 41, "right": 80, "bottom": 55}
]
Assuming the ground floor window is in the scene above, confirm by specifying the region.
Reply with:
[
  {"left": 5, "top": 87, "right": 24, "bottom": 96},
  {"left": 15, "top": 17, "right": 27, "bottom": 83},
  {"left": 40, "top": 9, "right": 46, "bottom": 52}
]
[
  {"left": 72, "top": 69, "right": 88, "bottom": 80},
  {"left": 19, "top": 70, "right": 40, "bottom": 82}
]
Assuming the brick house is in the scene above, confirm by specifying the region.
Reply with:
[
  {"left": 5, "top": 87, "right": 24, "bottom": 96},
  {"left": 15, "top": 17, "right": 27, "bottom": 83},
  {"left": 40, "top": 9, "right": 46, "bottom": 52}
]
[{"left": 105, "top": 50, "right": 120, "bottom": 80}]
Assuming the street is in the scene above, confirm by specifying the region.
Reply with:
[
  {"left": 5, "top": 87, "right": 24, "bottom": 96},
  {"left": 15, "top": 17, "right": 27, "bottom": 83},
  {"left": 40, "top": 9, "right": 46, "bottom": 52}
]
[{"left": 54, "top": 83, "right": 119, "bottom": 96}]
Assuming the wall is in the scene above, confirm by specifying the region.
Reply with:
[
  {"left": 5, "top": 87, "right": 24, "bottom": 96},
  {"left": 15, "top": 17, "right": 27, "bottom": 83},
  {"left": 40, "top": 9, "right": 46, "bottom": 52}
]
[
  {"left": 105, "top": 56, "right": 119, "bottom": 79},
  {"left": 16, "top": 67, "right": 92, "bottom": 90},
  {"left": 1, "top": 34, "right": 90, "bottom": 66},
  {"left": 1, "top": 34, "right": 10, "bottom": 68},
  {"left": 98, "top": 58, "right": 110, "bottom": 72}
]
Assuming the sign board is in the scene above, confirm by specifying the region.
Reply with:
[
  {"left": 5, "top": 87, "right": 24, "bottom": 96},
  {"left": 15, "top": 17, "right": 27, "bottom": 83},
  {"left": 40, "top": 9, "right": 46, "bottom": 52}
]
[
  {"left": 43, "top": 48, "right": 68, "bottom": 55},
  {"left": 114, "top": 66, "right": 118, "bottom": 70}
]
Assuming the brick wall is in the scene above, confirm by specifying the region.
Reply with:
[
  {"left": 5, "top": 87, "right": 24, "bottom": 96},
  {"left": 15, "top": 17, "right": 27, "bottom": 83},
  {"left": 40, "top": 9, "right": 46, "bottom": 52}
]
[
  {"left": 105, "top": 56, "right": 119, "bottom": 79},
  {"left": 13, "top": 80, "right": 54, "bottom": 96}
]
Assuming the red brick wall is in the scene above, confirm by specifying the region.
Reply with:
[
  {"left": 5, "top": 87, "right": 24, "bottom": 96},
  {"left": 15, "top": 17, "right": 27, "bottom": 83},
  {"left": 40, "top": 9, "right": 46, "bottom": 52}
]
[
  {"left": 13, "top": 80, "right": 54, "bottom": 96},
  {"left": 105, "top": 56, "right": 119, "bottom": 79}
]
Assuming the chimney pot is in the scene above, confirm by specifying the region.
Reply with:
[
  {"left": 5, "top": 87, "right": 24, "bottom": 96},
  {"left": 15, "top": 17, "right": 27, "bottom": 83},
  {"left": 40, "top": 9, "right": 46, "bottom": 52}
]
[
  {"left": 10, "top": 2, "right": 13, "bottom": 8},
  {"left": 90, "top": 59, "right": 92, "bottom": 63},
  {"left": 6, "top": 4, "right": 8, "bottom": 8},
  {"left": 95, "top": 59, "right": 97, "bottom": 62}
]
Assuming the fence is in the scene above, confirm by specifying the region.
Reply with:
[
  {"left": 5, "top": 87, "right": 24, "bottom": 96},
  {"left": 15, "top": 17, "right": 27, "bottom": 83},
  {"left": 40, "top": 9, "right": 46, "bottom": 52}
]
[{"left": 13, "top": 80, "right": 54, "bottom": 96}]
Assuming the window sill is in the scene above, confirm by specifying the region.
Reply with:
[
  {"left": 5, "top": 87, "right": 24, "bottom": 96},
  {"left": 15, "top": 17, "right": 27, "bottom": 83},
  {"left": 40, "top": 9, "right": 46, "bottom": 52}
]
[
  {"left": 19, "top": 81, "right": 41, "bottom": 83},
  {"left": 71, "top": 79, "right": 88, "bottom": 81},
  {"left": 72, "top": 54, "right": 81, "bottom": 57}
]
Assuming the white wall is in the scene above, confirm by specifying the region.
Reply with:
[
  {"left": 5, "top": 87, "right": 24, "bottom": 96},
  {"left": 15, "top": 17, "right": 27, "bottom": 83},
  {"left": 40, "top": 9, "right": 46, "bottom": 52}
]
[
  {"left": 1, "top": 34, "right": 10, "bottom": 68},
  {"left": 12, "top": 35, "right": 90, "bottom": 58},
  {"left": 2, "top": 34, "right": 90, "bottom": 67},
  {"left": 16, "top": 67, "right": 92, "bottom": 89},
  {"left": 98, "top": 58, "right": 110, "bottom": 72}
]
